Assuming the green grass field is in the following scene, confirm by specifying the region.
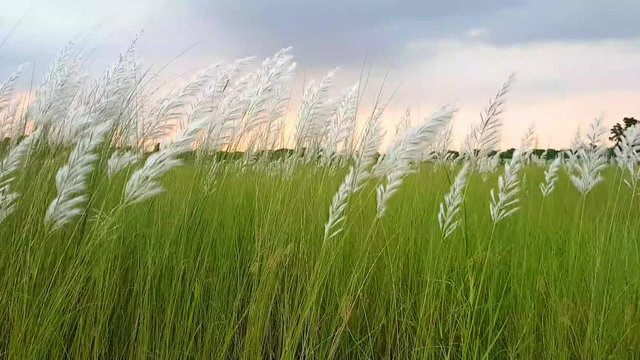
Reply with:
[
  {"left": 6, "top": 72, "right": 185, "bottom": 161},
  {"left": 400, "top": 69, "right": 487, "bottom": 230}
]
[{"left": 1, "top": 148, "right": 639, "bottom": 359}]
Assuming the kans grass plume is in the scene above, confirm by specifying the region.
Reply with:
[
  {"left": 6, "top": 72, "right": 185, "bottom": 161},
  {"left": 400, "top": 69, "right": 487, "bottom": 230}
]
[
  {"left": 438, "top": 162, "right": 470, "bottom": 239},
  {"left": 295, "top": 69, "right": 336, "bottom": 156},
  {"left": 520, "top": 122, "right": 538, "bottom": 163},
  {"left": 108, "top": 151, "right": 139, "bottom": 178},
  {"left": 613, "top": 124, "right": 640, "bottom": 191},
  {"left": 0, "top": 64, "right": 26, "bottom": 114},
  {"left": 323, "top": 83, "right": 359, "bottom": 165},
  {"left": 323, "top": 105, "right": 386, "bottom": 241},
  {"left": 462, "top": 74, "right": 515, "bottom": 166},
  {"left": 569, "top": 118, "right": 608, "bottom": 195},
  {"left": 0, "top": 129, "right": 42, "bottom": 224},
  {"left": 28, "top": 40, "right": 85, "bottom": 132},
  {"left": 45, "top": 123, "right": 111, "bottom": 229},
  {"left": 489, "top": 150, "right": 523, "bottom": 223},
  {"left": 539, "top": 156, "right": 562, "bottom": 198},
  {"left": 123, "top": 114, "right": 211, "bottom": 205},
  {"left": 375, "top": 106, "right": 456, "bottom": 218}
]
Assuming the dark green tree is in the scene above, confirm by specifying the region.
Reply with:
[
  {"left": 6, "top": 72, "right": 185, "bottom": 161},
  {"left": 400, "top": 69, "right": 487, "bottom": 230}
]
[
  {"left": 610, "top": 117, "right": 639, "bottom": 146},
  {"left": 532, "top": 149, "right": 546, "bottom": 158},
  {"left": 499, "top": 148, "right": 515, "bottom": 160},
  {"left": 545, "top": 148, "right": 560, "bottom": 159}
]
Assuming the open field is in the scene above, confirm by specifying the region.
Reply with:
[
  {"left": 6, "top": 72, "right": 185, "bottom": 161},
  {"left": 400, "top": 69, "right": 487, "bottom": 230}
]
[{"left": 0, "top": 43, "right": 639, "bottom": 358}]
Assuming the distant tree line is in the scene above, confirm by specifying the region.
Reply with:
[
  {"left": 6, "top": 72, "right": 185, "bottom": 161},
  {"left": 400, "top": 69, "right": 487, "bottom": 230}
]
[
  {"left": 472, "top": 117, "right": 638, "bottom": 160},
  {"left": 3, "top": 118, "right": 635, "bottom": 162}
]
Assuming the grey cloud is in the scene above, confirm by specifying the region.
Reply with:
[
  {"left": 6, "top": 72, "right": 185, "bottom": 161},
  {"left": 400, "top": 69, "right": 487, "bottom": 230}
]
[
  {"left": 478, "top": 1, "right": 640, "bottom": 45},
  {"left": 185, "top": 0, "right": 521, "bottom": 65},
  {"left": 182, "top": 0, "right": 640, "bottom": 66}
]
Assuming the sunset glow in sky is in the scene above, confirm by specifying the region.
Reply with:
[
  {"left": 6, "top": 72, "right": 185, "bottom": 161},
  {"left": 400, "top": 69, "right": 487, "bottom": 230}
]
[{"left": 1, "top": 0, "right": 638, "bottom": 149}]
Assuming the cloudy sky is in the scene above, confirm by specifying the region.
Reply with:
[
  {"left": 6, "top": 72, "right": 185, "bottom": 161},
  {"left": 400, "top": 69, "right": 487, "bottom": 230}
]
[{"left": 1, "top": 0, "right": 638, "bottom": 148}]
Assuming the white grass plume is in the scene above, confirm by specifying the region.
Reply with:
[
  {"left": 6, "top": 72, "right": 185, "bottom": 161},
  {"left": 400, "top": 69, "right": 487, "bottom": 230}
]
[
  {"left": 394, "top": 108, "right": 412, "bottom": 137},
  {"left": 140, "top": 86, "right": 197, "bottom": 146},
  {"left": 183, "top": 57, "right": 255, "bottom": 132},
  {"left": 462, "top": 74, "right": 515, "bottom": 163},
  {"left": 107, "top": 151, "right": 139, "bottom": 178},
  {"left": 438, "top": 162, "right": 470, "bottom": 239},
  {"left": 375, "top": 106, "right": 455, "bottom": 218},
  {"left": 478, "top": 153, "right": 500, "bottom": 177},
  {"left": 45, "top": 122, "right": 110, "bottom": 229},
  {"left": 1, "top": 100, "right": 23, "bottom": 141},
  {"left": 94, "top": 36, "right": 143, "bottom": 145},
  {"left": 565, "top": 127, "right": 584, "bottom": 170},
  {"left": 426, "top": 124, "right": 454, "bottom": 166},
  {"left": 138, "top": 58, "right": 251, "bottom": 148},
  {"left": 0, "top": 64, "right": 26, "bottom": 114},
  {"left": 613, "top": 125, "right": 640, "bottom": 191},
  {"left": 323, "top": 104, "right": 386, "bottom": 242},
  {"left": 123, "top": 148, "right": 183, "bottom": 205},
  {"left": 520, "top": 122, "right": 538, "bottom": 162},
  {"left": 539, "top": 156, "right": 562, "bottom": 197},
  {"left": 569, "top": 118, "right": 608, "bottom": 195},
  {"left": 201, "top": 83, "right": 252, "bottom": 152},
  {"left": 323, "top": 83, "right": 359, "bottom": 164},
  {"left": 0, "top": 186, "right": 19, "bottom": 224},
  {"left": 28, "top": 40, "right": 84, "bottom": 128},
  {"left": 532, "top": 151, "right": 547, "bottom": 167},
  {"left": 614, "top": 125, "right": 640, "bottom": 170},
  {"left": 260, "top": 51, "right": 297, "bottom": 150},
  {"left": 489, "top": 150, "right": 523, "bottom": 223},
  {"left": 183, "top": 63, "right": 254, "bottom": 153},
  {"left": 0, "top": 129, "right": 41, "bottom": 224},
  {"left": 323, "top": 167, "right": 357, "bottom": 240},
  {"left": 241, "top": 48, "right": 296, "bottom": 135},
  {"left": 233, "top": 49, "right": 297, "bottom": 158},
  {"left": 124, "top": 111, "right": 211, "bottom": 205},
  {"left": 295, "top": 69, "right": 336, "bottom": 154},
  {"left": 0, "top": 129, "right": 42, "bottom": 186}
]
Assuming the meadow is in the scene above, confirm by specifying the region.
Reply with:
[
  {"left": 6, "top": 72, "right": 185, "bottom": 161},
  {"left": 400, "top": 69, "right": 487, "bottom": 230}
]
[{"left": 0, "top": 40, "right": 639, "bottom": 358}]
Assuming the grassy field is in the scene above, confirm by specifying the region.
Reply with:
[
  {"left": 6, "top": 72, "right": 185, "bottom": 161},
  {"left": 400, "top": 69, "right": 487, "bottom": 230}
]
[
  {"left": 0, "top": 41, "right": 637, "bottom": 359},
  {"left": 0, "top": 148, "right": 639, "bottom": 359}
]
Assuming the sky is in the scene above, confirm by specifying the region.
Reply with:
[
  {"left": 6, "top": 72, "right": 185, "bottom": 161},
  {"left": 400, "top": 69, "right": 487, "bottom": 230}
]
[{"left": 0, "top": 0, "right": 639, "bottom": 149}]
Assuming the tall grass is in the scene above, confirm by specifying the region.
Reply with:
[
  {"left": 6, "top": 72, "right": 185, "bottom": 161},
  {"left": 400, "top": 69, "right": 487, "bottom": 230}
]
[
  {"left": 0, "top": 153, "right": 638, "bottom": 358},
  {"left": 0, "top": 38, "right": 638, "bottom": 359}
]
